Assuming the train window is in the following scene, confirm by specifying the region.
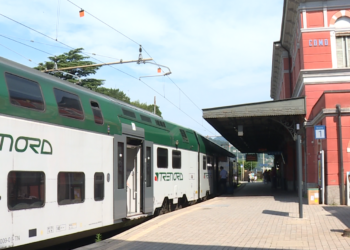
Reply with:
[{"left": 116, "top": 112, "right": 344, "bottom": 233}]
[
  {"left": 7, "top": 171, "right": 45, "bottom": 211},
  {"left": 140, "top": 115, "right": 152, "bottom": 124},
  {"left": 122, "top": 109, "right": 136, "bottom": 118},
  {"left": 172, "top": 150, "right": 181, "bottom": 169},
  {"left": 54, "top": 88, "right": 84, "bottom": 120},
  {"left": 90, "top": 101, "right": 104, "bottom": 125},
  {"left": 155, "top": 120, "right": 166, "bottom": 128},
  {"left": 203, "top": 156, "right": 207, "bottom": 170},
  {"left": 157, "top": 148, "right": 168, "bottom": 168},
  {"left": 94, "top": 173, "right": 104, "bottom": 201},
  {"left": 146, "top": 147, "right": 152, "bottom": 187},
  {"left": 179, "top": 129, "right": 189, "bottom": 143},
  {"left": 5, "top": 73, "right": 45, "bottom": 111},
  {"left": 207, "top": 157, "right": 212, "bottom": 170},
  {"left": 118, "top": 142, "right": 125, "bottom": 189},
  {"left": 57, "top": 172, "right": 85, "bottom": 205}
]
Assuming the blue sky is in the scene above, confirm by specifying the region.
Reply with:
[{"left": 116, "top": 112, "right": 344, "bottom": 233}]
[{"left": 0, "top": 0, "right": 283, "bottom": 136}]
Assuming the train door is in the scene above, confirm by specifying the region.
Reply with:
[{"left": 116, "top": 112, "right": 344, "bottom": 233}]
[
  {"left": 126, "top": 142, "right": 141, "bottom": 216},
  {"left": 143, "top": 140, "right": 153, "bottom": 213},
  {"left": 208, "top": 156, "right": 215, "bottom": 194},
  {"left": 113, "top": 134, "right": 127, "bottom": 221},
  {"left": 214, "top": 157, "right": 219, "bottom": 195}
]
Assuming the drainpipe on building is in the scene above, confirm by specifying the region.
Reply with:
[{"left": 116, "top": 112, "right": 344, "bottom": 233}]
[
  {"left": 280, "top": 44, "right": 293, "bottom": 98},
  {"left": 336, "top": 104, "right": 345, "bottom": 205}
]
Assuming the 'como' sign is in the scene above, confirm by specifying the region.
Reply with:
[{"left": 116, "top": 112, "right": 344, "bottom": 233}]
[
  {"left": 309, "top": 39, "right": 329, "bottom": 47},
  {"left": 0, "top": 133, "right": 53, "bottom": 155}
]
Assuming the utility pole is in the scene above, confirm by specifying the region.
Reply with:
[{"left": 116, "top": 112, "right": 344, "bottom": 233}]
[
  {"left": 242, "top": 155, "right": 245, "bottom": 181},
  {"left": 154, "top": 96, "right": 156, "bottom": 114}
]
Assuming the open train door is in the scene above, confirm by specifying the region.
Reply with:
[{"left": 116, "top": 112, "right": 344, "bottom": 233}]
[
  {"left": 113, "top": 134, "right": 127, "bottom": 221},
  {"left": 143, "top": 140, "right": 153, "bottom": 214}
]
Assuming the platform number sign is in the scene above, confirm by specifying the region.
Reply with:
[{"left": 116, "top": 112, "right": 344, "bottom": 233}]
[{"left": 314, "top": 125, "right": 326, "bottom": 140}]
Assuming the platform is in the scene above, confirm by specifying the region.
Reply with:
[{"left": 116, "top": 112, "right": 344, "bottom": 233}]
[{"left": 75, "top": 182, "right": 350, "bottom": 250}]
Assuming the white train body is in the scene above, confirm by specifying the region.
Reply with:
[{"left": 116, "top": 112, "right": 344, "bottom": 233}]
[{"left": 0, "top": 56, "right": 235, "bottom": 249}]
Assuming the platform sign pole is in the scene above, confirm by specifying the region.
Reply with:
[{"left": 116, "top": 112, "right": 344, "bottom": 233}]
[
  {"left": 315, "top": 125, "right": 326, "bottom": 205},
  {"left": 297, "top": 134, "right": 303, "bottom": 218},
  {"left": 322, "top": 150, "right": 325, "bottom": 204}
]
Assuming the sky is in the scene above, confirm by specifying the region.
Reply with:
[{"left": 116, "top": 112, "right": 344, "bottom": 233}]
[{"left": 0, "top": 0, "right": 284, "bottom": 137}]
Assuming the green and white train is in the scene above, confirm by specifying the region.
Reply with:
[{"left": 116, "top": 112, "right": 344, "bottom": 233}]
[{"left": 0, "top": 56, "right": 236, "bottom": 249}]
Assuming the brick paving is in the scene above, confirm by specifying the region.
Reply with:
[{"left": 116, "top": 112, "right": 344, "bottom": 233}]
[{"left": 76, "top": 182, "right": 350, "bottom": 250}]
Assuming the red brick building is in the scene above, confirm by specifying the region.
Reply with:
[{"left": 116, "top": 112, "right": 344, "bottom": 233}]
[{"left": 271, "top": 0, "right": 350, "bottom": 204}]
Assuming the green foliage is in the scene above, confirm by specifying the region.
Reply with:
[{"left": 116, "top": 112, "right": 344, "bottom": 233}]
[
  {"left": 131, "top": 100, "right": 162, "bottom": 117},
  {"left": 34, "top": 49, "right": 163, "bottom": 116},
  {"left": 95, "top": 87, "right": 131, "bottom": 103},
  {"left": 237, "top": 160, "right": 257, "bottom": 172},
  {"left": 95, "top": 233, "right": 102, "bottom": 242},
  {"left": 34, "top": 48, "right": 104, "bottom": 90}
]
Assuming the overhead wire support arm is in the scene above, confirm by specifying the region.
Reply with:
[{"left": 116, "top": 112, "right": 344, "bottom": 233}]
[
  {"left": 139, "top": 61, "right": 172, "bottom": 79},
  {"left": 41, "top": 58, "right": 153, "bottom": 72},
  {"left": 137, "top": 45, "right": 172, "bottom": 79}
]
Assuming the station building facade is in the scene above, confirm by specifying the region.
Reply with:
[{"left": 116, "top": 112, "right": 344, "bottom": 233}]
[{"left": 271, "top": 0, "right": 350, "bottom": 204}]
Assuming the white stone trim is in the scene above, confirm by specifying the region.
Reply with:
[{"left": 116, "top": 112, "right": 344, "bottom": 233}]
[
  {"left": 341, "top": 10, "right": 346, "bottom": 16},
  {"left": 330, "top": 31, "right": 337, "bottom": 68},
  {"left": 293, "top": 68, "right": 350, "bottom": 98},
  {"left": 301, "top": 27, "right": 350, "bottom": 33},
  {"left": 299, "top": 0, "right": 350, "bottom": 11},
  {"left": 323, "top": 7, "right": 328, "bottom": 27},
  {"left": 303, "top": 9, "right": 307, "bottom": 29},
  {"left": 304, "top": 108, "right": 350, "bottom": 127}
]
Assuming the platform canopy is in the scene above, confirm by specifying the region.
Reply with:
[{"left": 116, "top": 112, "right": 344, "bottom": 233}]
[{"left": 203, "top": 97, "right": 306, "bottom": 153}]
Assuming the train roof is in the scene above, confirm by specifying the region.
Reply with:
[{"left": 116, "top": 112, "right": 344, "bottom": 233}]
[
  {"left": 0, "top": 56, "right": 234, "bottom": 157},
  {"left": 0, "top": 56, "right": 161, "bottom": 119}
]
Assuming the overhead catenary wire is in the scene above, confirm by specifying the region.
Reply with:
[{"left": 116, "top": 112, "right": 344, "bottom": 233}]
[
  {"left": 0, "top": 34, "right": 54, "bottom": 56},
  {"left": 0, "top": 34, "right": 121, "bottom": 60},
  {"left": 56, "top": 0, "right": 61, "bottom": 41},
  {"left": 0, "top": 42, "right": 35, "bottom": 63},
  {"left": 65, "top": 1, "right": 210, "bottom": 126},
  {"left": 67, "top": 0, "right": 139, "bottom": 46},
  {"left": 69, "top": 0, "right": 202, "bottom": 112},
  {"left": 0, "top": 12, "right": 217, "bottom": 135}
]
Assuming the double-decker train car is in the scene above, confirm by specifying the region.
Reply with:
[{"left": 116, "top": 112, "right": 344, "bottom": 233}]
[{"left": 0, "top": 56, "right": 235, "bottom": 249}]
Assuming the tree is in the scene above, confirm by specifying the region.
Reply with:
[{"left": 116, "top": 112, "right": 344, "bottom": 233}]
[
  {"left": 131, "top": 100, "right": 162, "bottom": 117},
  {"left": 34, "top": 48, "right": 104, "bottom": 90},
  {"left": 236, "top": 160, "right": 257, "bottom": 171},
  {"left": 95, "top": 87, "right": 131, "bottom": 103}
]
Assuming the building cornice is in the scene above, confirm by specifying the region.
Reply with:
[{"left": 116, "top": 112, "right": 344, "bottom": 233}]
[
  {"left": 304, "top": 107, "right": 350, "bottom": 127},
  {"left": 293, "top": 68, "right": 350, "bottom": 98},
  {"left": 270, "top": 0, "right": 350, "bottom": 100},
  {"left": 300, "top": 0, "right": 350, "bottom": 12}
]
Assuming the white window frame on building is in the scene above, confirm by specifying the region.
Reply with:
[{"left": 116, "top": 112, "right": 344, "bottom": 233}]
[{"left": 336, "top": 34, "right": 350, "bottom": 68}]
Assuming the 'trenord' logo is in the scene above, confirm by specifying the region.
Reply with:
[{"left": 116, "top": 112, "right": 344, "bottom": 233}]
[{"left": 0, "top": 133, "right": 53, "bottom": 155}]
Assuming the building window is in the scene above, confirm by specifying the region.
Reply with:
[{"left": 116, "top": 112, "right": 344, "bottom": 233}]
[
  {"left": 203, "top": 155, "right": 207, "bottom": 170},
  {"left": 7, "top": 171, "right": 45, "bottom": 210},
  {"left": 172, "top": 150, "right": 181, "bottom": 169},
  {"left": 5, "top": 73, "right": 45, "bottom": 111},
  {"left": 57, "top": 172, "right": 85, "bottom": 205},
  {"left": 94, "top": 172, "right": 104, "bottom": 201},
  {"left": 90, "top": 101, "right": 103, "bottom": 125},
  {"left": 157, "top": 148, "right": 168, "bottom": 168},
  {"left": 54, "top": 88, "right": 84, "bottom": 120},
  {"left": 336, "top": 35, "right": 350, "bottom": 68}
]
